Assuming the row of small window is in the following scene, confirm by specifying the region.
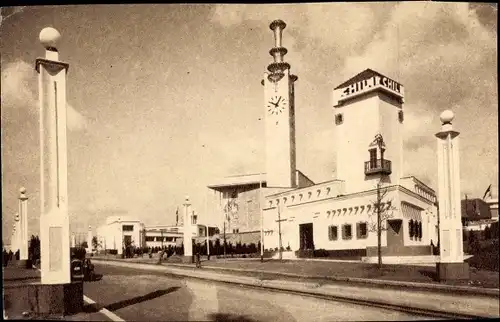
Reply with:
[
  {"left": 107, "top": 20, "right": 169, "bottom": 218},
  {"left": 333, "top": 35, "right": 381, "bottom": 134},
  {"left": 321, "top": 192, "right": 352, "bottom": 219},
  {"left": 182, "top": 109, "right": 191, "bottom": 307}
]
[
  {"left": 409, "top": 220, "right": 422, "bottom": 239},
  {"left": 334, "top": 110, "right": 404, "bottom": 125},
  {"left": 145, "top": 237, "right": 175, "bottom": 242},
  {"left": 328, "top": 222, "right": 368, "bottom": 241}
]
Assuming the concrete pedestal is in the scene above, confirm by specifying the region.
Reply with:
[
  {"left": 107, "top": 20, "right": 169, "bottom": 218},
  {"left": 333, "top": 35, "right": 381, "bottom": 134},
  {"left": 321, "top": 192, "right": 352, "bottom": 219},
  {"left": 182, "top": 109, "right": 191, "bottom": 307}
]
[
  {"left": 4, "top": 281, "right": 83, "bottom": 318},
  {"left": 436, "top": 262, "right": 470, "bottom": 282},
  {"left": 38, "top": 282, "right": 84, "bottom": 316}
]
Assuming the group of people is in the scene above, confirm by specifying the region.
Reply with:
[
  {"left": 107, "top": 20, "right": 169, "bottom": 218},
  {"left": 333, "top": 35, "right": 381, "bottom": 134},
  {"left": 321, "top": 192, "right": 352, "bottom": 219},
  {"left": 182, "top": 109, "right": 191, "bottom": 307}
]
[
  {"left": 2, "top": 249, "right": 19, "bottom": 267},
  {"left": 152, "top": 243, "right": 204, "bottom": 268}
]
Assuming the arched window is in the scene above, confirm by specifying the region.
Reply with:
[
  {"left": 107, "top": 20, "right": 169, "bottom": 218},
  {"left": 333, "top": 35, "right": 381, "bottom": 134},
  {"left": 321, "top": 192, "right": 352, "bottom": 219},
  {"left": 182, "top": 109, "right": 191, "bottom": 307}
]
[{"left": 409, "top": 219, "right": 414, "bottom": 238}]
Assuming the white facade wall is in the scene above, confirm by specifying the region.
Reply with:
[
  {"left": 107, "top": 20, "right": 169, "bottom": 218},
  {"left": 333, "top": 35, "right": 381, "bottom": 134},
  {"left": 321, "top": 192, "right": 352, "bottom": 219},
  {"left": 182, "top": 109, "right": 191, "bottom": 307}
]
[
  {"left": 263, "top": 186, "right": 436, "bottom": 252},
  {"left": 334, "top": 91, "right": 403, "bottom": 194},
  {"left": 335, "top": 93, "right": 382, "bottom": 193},
  {"left": 96, "top": 219, "right": 143, "bottom": 251}
]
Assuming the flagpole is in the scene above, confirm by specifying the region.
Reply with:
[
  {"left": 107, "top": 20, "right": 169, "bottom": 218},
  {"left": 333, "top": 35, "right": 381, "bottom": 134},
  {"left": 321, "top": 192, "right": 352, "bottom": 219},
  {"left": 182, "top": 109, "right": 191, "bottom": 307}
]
[{"left": 260, "top": 172, "right": 264, "bottom": 262}]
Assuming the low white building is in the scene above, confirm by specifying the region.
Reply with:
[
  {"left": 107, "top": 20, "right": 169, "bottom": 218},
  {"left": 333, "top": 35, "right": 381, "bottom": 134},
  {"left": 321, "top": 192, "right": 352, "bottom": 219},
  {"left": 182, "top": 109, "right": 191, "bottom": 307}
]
[
  {"left": 95, "top": 216, "right": 219, "bottom": 252},
  {"left": 262, "top": 176, "right": 438, "bottom": 259},
  {"left": 96, "top": 216, "right": 144, "bottom": 254}
]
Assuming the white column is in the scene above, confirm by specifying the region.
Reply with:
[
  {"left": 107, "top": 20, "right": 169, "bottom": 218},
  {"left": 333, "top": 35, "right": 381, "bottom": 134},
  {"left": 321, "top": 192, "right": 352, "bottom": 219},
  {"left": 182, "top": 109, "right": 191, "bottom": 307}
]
[
  {"left": 12, "top": 219, "right": 19, "bottom": 254},
  {"left": 36, "top": 27, "right": 71, "bottom": 284},
  {"left": 435, "top": 110, "right": 464, "bottom": 263},
  {"left": 87, "top": 225, "right": 93, "bottom": 251},
  {"left": 117, "top": 220, "right": 123, "bottom": 255},
  {"left": 183, "top": 196, "right": 193, "bottom": 257},
  {"left": 71, "top": 234, "right": 76, "bottom": 248},
  {"left": 19, "top": 188, "right": 29, "bottom": 261}
]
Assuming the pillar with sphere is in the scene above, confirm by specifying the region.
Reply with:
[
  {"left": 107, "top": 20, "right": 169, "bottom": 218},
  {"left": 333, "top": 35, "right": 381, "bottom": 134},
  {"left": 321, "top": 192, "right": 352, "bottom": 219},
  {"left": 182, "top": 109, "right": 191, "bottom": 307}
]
[
  {"left": 36, "top": 27, "right": 71, "bottom": 284},
  {"left": 183, "top": 196, "right": 193, "bottom": 263},
  {"left": 435, "top": 110, "right": 470, "bottom": 281},
  {"left": 18, "top": 187, "right": 31, "bottom": 268}
]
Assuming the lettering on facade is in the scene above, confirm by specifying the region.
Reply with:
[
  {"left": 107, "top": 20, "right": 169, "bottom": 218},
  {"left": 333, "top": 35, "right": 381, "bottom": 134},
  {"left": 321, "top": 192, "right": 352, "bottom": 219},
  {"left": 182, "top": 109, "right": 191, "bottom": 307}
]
[{"left": 340, "top": 75, "right": 402, "bottom": 99}]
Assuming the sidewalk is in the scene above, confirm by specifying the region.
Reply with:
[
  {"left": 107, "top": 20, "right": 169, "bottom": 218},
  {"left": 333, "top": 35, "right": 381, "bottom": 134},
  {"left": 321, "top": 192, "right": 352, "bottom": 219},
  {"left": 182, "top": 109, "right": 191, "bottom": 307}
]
[
  {"left": 92, "top": 254, "right": 500, "bottom": 292},
  {"left": 93, "top": 258, "right": 500, "bottom": 319}
]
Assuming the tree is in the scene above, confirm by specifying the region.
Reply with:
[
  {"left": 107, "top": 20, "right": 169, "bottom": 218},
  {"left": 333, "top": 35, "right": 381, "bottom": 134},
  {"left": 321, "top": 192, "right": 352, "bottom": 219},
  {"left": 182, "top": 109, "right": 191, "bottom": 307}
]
[
  {"left": 367, "top": 180, "right": 397, "bottom": 269},
  {"left": 483, "top": 225, "right": 491, "bottom": 240},
  {"left": 28, "top": 235, "right": 41, "bottom": 264},
  {"left": 92, "top": 236, "right": 100, "bottom": 251}
]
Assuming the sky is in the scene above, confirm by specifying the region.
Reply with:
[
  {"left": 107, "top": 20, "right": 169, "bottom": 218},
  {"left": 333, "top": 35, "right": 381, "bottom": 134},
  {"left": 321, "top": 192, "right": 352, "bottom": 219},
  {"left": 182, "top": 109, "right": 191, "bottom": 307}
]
[{"left": 1, "top": 3, "right": 498, "bottom": 240}]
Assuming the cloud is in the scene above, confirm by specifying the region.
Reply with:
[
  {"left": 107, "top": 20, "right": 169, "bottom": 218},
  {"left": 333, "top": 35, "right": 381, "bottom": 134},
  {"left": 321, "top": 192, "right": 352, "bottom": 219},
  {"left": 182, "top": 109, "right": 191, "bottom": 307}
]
[{"left": 1, "top": 60, "right": 88, "bottom": 131}]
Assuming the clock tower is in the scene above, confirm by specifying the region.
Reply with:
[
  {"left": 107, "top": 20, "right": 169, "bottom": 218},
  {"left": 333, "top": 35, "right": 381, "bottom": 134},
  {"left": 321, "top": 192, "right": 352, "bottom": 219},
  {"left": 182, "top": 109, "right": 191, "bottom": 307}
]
[{"left": 262, "top": 20, "right": 298, "bottom": 188}]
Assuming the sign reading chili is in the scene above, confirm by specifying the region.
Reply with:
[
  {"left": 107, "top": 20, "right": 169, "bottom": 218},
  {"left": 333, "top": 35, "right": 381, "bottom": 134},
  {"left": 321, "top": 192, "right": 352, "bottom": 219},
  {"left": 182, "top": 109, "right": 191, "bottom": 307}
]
[{"left": 333, "top": 71, "right": 405, "bottom": 107}]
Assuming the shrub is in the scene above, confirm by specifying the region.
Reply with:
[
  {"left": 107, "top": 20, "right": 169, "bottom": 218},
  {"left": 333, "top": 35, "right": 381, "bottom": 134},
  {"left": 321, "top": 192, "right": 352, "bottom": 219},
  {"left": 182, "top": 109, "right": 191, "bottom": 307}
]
[{"left": 108, "top": 249, "right": 118, "bottom": 255}]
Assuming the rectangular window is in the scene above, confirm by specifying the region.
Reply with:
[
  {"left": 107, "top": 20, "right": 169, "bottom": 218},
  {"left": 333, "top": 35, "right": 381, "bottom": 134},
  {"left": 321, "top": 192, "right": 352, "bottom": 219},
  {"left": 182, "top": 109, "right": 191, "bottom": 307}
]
[
  {"left": 369, "top": 149, "right": 377, "bottom": 168},
  {"left": 122, "top": 225, "right": 134, "bottom": 232},
  {"left": 357, "top": 222, "right": 368, "bottom": 239},
  {"left": 335, "top": 113, "right": 344, "bottom": 125},
  {"left": 145, "top": 236, "right": 155, "bottom": 242},
  {"left": 328, "top": 226, "right": 338, "bottom": 241},
  {"left": 342, "top": 224, "right": 352, "bottom": 240}
]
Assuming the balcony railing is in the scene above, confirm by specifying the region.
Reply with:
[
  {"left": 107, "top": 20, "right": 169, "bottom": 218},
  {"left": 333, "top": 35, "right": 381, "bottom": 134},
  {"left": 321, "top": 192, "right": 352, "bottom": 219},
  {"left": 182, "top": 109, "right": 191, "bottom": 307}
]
[{"left": 364, "top": 159, "right": 392, "bottom": 175}]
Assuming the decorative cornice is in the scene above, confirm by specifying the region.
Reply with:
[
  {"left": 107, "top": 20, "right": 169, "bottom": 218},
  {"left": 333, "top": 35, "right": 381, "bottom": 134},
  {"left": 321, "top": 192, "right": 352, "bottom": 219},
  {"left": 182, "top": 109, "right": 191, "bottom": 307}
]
[
  {"left": 269, "top": 47, "right": 288, "bottom": 57},
  {"left": 35, "top": 58, "right": 69, "bottom": 73},
  {"left": 435, "top": 130, "right": 460, "bottom": 140},
  {"left": 267, "top": 62, "right": 290, "bottom": 73}
]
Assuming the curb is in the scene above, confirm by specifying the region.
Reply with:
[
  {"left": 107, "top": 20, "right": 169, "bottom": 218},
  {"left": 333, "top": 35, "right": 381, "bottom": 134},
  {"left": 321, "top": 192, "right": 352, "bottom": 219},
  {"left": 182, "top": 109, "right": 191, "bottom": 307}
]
[
  {"left": 92, "top": 259, "right": 497, "bottom": 319},
  {"left": 92, "top": 257, "right": 499, "bottom": 297}
]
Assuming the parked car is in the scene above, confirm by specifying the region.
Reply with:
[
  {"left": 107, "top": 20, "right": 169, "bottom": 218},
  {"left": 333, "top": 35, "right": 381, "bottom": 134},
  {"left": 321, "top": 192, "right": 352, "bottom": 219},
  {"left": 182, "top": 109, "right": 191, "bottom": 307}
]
[{"left": 70, "top": 247, "right": 95, "bottom": 281}]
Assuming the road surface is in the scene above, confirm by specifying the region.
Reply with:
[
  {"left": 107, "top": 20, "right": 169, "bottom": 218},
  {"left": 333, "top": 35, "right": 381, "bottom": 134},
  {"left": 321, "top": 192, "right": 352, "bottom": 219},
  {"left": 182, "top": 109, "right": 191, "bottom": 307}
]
[{"left": 82, "top": 264, "right": 435, "bottom": 321}]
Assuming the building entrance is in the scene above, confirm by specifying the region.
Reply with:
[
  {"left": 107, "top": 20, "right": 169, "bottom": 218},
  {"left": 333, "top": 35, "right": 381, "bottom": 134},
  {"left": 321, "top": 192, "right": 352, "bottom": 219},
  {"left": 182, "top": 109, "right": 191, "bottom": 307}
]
[
  {"left": 299, "top": 223, "right": 314, "bottom": 250},
  {"left": 386, "top": 219, "right": 404, "bottom": 248}
]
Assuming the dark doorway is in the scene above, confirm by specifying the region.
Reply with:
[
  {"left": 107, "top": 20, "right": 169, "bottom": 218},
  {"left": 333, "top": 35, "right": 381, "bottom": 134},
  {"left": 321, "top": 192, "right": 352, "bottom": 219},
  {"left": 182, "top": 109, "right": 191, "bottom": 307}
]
[
  {"left": 386, "top": 219, "right": 404, "bottom": 248},
  {"left": 123, "top": 235, "right": 132, "bottom": 246},
  {"left": 299, "top": 223, "right": 314, "bottom": 250}
]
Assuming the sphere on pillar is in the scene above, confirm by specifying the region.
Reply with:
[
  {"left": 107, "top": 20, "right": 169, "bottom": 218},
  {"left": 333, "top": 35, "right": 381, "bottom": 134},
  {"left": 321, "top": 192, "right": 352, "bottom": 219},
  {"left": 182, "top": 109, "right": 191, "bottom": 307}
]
[
  {"left": 440, "top": 110, "right": 454, "bottom": 125},
  {"left": 39, "top": 27, "right": 61, "bottom": 50}
]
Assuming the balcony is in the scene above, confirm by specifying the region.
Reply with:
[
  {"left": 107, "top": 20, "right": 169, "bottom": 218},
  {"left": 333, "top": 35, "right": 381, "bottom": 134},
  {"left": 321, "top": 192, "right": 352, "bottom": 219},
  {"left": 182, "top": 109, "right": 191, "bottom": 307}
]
[{"left": 364, "top": 159, "right": 392, "bottom": 176}]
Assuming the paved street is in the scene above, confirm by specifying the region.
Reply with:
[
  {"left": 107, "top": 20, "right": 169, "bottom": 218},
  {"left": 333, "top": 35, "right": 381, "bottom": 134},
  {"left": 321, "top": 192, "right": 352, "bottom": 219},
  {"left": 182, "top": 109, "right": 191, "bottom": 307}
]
[{"left": 83, "top": 264, "right": 433, "bottom": 321}]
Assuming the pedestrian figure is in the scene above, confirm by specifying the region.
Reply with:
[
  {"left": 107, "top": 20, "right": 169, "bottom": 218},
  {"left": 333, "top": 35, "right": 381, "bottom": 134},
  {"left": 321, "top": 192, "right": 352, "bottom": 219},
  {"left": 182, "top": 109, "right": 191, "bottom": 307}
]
[{"left": 196, "top": 245, "right": 202, "bottom": 268}]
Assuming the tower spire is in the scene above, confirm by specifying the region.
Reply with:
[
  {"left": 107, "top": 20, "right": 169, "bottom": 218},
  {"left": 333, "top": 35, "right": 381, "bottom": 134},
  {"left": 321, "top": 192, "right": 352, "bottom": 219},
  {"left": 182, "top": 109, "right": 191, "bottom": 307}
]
[{"left": 267, "top": 20, "right": 292, "bottom": 83}]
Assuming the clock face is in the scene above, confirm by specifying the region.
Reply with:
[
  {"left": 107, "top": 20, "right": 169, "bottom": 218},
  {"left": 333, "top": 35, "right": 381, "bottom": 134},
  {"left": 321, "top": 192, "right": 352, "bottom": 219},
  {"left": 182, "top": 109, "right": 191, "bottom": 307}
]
[{"left": 267, "top": 95, "right": 287, "bottom": 115}]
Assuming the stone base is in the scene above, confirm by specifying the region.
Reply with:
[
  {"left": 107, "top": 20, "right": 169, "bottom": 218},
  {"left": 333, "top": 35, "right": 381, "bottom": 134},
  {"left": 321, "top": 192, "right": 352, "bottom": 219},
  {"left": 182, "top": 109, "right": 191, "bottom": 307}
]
[
  {"left": 15, "top": 259, "right": 33, "bottom": 269},
  {"left": 4, "top": 281, "right": 84, "bottom": 318},
  {"left": 436, "top": 262, "right": 470, "bottom": 282},
  {"left": 181, "top": 255, "right": 194, "bottom": 264}
]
